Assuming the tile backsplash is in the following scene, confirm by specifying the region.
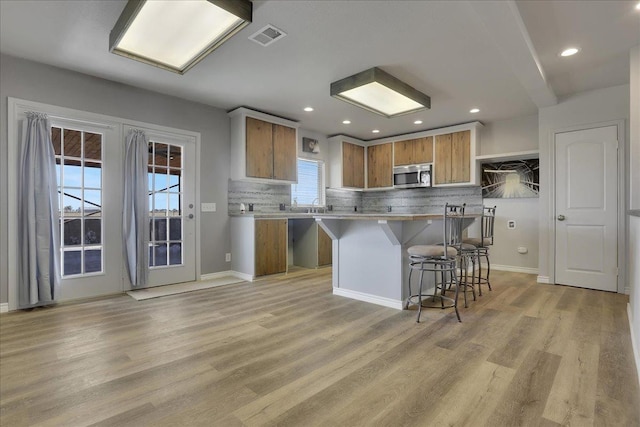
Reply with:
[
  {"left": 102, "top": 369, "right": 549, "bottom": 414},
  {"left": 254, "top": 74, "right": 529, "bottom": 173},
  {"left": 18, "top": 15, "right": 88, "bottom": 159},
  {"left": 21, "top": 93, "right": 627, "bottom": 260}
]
[
  {"left": 230, "top": 180, "right": 482, "bottom": 215},
  {"left": 228, "top": 179, "right": 290, "bottom": 214}
]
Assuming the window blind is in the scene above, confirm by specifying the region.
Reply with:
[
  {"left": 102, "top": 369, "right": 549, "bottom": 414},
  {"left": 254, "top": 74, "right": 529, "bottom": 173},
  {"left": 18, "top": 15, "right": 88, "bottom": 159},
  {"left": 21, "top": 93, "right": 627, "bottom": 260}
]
[{"left": 291, "top": 159, "right": 323, "bottom": 205}]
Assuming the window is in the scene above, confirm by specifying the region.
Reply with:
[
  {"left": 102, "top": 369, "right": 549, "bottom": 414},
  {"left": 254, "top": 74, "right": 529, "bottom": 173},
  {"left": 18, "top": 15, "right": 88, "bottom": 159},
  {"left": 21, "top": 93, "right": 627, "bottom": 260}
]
[
  {"left": 291, "top": 158, "right": 324, "bottom": 206},
  {"left": 52, "top": 126, "right": 103, "bottom": 277}
]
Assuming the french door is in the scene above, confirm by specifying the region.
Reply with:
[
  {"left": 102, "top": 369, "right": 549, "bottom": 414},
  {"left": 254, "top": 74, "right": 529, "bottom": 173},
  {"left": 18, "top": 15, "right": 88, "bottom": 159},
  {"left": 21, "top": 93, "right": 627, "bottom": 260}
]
[
  {"left": 51, "top": 118, "right": 124, "bottom": 300},
  {"left": 141, "top": 128, "right": 197, "bottom": 288},
  {"left": 8, "top": 99, "right": 200, "bottom": 308}
]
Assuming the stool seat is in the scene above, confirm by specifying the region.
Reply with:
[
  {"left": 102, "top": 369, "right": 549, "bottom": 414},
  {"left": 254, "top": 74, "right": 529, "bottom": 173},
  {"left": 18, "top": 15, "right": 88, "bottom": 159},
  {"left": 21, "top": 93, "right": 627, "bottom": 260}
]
[
  {"left": 460, "top": 242, "right": 478, "bottom": 251},
  {"left": 463, "top": 237, "right": 491, "bottom": 247},
  {"left": 408, "top": 245, "right": 457, "bottom": 258}
]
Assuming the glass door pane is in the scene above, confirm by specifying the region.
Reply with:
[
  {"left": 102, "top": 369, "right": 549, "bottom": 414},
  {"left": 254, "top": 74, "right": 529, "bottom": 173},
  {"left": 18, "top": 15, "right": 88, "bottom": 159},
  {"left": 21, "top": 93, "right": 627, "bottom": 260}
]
[
  {"left": 52, "top": 126, "right": 103, "bottom": 277},
  {"left": 148, "top": 141, "right": 183, "bottom": 269}
]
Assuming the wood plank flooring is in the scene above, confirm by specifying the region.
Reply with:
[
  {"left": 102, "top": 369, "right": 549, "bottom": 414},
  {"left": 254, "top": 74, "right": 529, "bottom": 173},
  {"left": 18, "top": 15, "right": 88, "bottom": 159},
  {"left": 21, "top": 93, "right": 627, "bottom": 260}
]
[{"left": 1, "top": 270, "right": 638, "bottom": 426}]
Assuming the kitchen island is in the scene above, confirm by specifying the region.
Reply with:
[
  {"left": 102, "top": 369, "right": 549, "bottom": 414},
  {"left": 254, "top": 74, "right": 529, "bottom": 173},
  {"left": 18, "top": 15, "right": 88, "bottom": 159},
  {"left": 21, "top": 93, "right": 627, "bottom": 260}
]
[{"left": 314, "top": 213, "right": 475, "bottom": 309}]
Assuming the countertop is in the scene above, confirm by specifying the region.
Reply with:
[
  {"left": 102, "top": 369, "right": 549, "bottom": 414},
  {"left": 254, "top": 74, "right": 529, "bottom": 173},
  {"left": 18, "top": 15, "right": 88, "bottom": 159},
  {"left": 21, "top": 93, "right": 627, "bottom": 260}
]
[{"left": 230, "top": 212, "right": 477, "bottom": 221}]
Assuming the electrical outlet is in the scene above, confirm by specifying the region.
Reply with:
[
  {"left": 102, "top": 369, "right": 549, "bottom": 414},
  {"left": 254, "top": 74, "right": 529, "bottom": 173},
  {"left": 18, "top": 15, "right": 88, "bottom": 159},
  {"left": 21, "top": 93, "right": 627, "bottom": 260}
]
[
  {"left": 225, "top": 253, "right": 231, "bottom": 262},
  {"left": 508, "top": 220, "right": 516, "bottom": 229}
]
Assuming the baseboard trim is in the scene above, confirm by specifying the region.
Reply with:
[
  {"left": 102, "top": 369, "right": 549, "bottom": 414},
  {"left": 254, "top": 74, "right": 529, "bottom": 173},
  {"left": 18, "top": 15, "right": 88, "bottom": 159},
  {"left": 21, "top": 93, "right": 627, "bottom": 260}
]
[
  {"left": 627, "top": 303, "right": 640, "bottom": 390},
  {"left": 0, "top": 303, "right": 8, "bottom": 313},
  {"left": 201, "top": 270, "right": 254, "bottom": 283},
  {"left": 491, "top": 264, "right": 538, "bottom": 275},
  {"left": 537, "top": 275, "right": 550, "bottom": 284},
  {"left": 333, "top": 288, "right": 403, "bottom": 310},
  {"left": 231, "top": 271, "right": 254, "bottom": 282}
]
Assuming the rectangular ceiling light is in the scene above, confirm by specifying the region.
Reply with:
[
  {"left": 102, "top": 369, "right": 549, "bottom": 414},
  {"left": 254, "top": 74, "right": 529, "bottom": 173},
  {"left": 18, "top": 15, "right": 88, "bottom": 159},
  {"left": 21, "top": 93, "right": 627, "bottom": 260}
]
[
  {"left": 330, "top": 67, "right": 431, "bottom": 118},
  {"left": 109, "top": 0, "right": 252, "bottom": 74}
]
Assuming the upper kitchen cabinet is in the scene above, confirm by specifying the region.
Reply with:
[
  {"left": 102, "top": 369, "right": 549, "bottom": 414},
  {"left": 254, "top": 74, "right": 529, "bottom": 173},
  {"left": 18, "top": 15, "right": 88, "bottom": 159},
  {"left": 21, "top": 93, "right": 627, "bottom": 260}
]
[
  {"left": 229, "top": 108, "right": 299, "bottom": 183},
  {"left": 328, "top": 136, "right": 365, "bottom": 190},
  {"left": 434, "top": 130, "right": 471, "bottom": 185},
  {"left": 367, "top": 142, "right": 393, "bottom": 188},
  {"left": 432, "top": 122, "right": 482, "bottom": 186},
  {"left": 393, "top": 136, "right": 433, "bottom": 166}
]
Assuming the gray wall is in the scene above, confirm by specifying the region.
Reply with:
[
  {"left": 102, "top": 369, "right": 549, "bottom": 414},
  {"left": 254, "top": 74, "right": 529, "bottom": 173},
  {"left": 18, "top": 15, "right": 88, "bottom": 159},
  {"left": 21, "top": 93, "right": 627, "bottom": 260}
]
[
  {"left": 480, "top": 114, "right": 540, "bottom": 272},
  {"left": 538, "top": 84, "right": 630, "bottom": 285},
  {"left": 0, "top": 54, "right": 231, "bottom": 303}
]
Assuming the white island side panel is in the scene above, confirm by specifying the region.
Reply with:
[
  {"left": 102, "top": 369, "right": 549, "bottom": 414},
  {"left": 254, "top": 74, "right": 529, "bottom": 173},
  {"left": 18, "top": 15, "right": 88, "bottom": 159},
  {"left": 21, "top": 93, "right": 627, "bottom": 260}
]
[{"left": 335, "top": 221, "right": 403, "bottom": 305}]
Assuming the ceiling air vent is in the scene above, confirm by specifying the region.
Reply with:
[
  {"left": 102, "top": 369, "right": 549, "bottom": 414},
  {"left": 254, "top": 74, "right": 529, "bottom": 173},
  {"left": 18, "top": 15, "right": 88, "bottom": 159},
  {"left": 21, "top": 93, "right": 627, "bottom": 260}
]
[{"left": 249, "top": 24, "right": 287, "bottom": 47}]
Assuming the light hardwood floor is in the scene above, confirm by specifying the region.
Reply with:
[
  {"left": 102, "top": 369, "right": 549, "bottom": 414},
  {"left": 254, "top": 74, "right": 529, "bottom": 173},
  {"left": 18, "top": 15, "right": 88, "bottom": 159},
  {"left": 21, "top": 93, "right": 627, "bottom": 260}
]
[{"left": 1, "top": 270, "right": 638, "bottom": 426}]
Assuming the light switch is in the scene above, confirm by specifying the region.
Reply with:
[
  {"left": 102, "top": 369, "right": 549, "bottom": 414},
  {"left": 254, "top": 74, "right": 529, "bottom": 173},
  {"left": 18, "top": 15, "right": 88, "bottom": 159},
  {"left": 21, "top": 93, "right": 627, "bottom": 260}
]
[{"left": 201, "top": 202, "right": 216, "bottom": 212}]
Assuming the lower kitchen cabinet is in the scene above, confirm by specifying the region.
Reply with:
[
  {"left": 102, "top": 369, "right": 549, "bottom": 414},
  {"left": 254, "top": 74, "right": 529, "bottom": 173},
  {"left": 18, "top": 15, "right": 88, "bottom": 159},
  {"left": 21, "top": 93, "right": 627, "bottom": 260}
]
[
  {"left": 290, "top": 219, "right": 332, "bottom": 269},
  {"left": 317, "top": 226, "right": 332, "bottom": 266},
  {"left": 255, "top": 219, "right": 287, "bottom": 276}
]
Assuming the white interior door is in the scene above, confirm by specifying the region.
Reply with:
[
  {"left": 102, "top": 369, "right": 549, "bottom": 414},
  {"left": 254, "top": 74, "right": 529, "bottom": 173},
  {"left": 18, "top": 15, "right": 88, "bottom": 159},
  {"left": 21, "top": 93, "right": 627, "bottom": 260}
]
[
  {"left": 142, "top": 129, "right": 197, "bottom": 288},
  {"left": 555, "top": 125, "right": 618, "bottom": 291}
]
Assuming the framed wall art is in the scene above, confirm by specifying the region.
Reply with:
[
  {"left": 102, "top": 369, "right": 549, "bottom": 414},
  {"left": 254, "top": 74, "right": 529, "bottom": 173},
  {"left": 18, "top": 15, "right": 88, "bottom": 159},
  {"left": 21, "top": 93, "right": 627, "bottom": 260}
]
[{"left": 481, "top": 158, "right": 539, "bottom": 198}]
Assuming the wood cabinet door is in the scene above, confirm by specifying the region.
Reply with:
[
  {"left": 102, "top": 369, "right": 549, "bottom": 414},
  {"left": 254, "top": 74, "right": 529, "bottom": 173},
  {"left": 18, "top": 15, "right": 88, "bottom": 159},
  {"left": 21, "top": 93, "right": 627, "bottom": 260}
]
[
  {"left": 393, "top": 140, "right": 414, "bottom": 166},
  {"left": 246, "top": 117, "right": 274, "bottom": 179},
  {"left": 342, "top": 142, "right": 354, "bottom": 187},
  {"left": 451, "top": 130, "right": 470, "bottom": 183},
  {"left": 434, "top": 133, "right": 452, "bottom": 184},
  {"left": 342, "top": 142, "right": 365, "bottom": 188},
  {"left": 352, "top": 144, "right": 365, "bottom": 188},
  {"left": 367, "top": 143, "right": 393, "bottom": 188},
  {"left": 273, "top": 124, "right": 297, "bottom": 181},
  {"left": 317, "top": 226, "right": 332, "bottom": 266},
  {"left": 414, "top": 136, "right": 434, "bottom": 164},
  {"left": 255, "top": 219, "right": 287, "bottom": 276}
]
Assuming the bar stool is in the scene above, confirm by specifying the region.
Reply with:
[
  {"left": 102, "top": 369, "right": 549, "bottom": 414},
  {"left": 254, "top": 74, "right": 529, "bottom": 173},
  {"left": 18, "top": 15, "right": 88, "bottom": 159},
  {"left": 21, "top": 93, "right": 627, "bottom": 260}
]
[
  {"left": 463, "top": 206, "right": 496, "bottom": 296},
  {"left": 404, "top": 203, "right": 465, "bottom": 323}
]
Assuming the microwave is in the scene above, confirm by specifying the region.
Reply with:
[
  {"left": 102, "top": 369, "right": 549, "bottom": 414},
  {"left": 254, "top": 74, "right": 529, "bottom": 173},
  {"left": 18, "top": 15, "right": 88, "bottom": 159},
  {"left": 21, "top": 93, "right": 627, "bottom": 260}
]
[{"left": 393, "top": 164, "right": 432, "bottom": 188}]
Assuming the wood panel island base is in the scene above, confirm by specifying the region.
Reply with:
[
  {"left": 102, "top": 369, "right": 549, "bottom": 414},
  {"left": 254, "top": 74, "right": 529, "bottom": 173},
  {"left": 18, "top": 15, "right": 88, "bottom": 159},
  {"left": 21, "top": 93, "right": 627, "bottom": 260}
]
[{"left": 315, "top": 214, "right": 475, "bottom": 310}]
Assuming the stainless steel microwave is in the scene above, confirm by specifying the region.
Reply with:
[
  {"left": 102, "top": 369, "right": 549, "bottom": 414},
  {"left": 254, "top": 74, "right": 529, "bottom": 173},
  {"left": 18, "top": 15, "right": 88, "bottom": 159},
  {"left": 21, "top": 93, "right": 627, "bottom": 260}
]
[{"left": 393, "top": 164, "right": 432, "bottom": 188}]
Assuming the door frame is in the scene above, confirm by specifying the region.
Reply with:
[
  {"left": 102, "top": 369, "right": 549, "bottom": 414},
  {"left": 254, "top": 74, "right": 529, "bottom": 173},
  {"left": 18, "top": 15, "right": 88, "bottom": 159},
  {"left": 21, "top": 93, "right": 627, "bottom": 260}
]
[
  {"left": 7, "top": 97, "right": 202, "bottom": 310},
  {"left": 547, "top": 120, "right": 626, "bottom": 293}
]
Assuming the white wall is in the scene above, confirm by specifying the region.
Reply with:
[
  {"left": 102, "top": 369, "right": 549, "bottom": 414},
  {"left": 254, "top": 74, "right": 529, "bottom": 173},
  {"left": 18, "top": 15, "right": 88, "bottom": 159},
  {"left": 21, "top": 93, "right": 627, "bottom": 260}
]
[
  {"left": 0, "top": 54, "right": 232, "bottom": 304},
  {"left": 480, "top": 114, "right": 539, "bottom": 273},
  {"left": 630, "top": 46, "right": 640, "bottom": 212},
  {"left": 628, "top": 45, "right": 640, "bottom": 385},
  {"left": 538, "top": 84, "right": 630, "bottom": 287}
]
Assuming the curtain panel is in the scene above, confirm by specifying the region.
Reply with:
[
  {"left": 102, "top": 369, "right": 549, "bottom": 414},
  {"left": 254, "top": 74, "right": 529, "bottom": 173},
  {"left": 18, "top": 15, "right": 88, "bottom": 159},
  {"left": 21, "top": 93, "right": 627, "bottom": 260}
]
[
  {"left": 123, "top": 129, "right": 149, "bottom": 287},
  {"left": 18, "top": 112, "right": 61, "bottom": 307}
]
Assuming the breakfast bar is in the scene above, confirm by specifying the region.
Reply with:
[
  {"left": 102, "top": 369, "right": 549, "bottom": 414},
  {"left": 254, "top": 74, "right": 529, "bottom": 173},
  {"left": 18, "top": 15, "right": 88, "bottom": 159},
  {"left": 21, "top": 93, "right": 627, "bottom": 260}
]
[{"left": 314, "top": 213, "right": 475, "bottom": 309}]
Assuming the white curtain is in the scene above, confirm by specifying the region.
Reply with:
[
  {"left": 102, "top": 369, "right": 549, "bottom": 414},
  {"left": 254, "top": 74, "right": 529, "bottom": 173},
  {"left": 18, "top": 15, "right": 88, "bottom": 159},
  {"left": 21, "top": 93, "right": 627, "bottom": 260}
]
[
  {"left": 18, "top": 112, "right": 61, "bottom": 307},
  {"left": 123, "top": 129, "right": 149, "bottom": 287}
]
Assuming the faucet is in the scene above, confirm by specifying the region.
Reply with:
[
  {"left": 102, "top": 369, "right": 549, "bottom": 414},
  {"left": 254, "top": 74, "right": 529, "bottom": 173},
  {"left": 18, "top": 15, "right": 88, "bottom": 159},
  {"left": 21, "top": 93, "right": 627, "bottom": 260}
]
[{"left": 311, "top": 198, "right": 319, "bottom": 213}]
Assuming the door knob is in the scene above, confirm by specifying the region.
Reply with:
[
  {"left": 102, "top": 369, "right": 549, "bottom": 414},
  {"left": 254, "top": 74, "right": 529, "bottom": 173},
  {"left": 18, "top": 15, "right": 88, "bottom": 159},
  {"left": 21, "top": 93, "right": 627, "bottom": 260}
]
[
  {"left": 557, "top": 215, "right": 565, "bottom": 221},
  {"left": 188, "top": 214, "right": 194, "bottom": 219}
]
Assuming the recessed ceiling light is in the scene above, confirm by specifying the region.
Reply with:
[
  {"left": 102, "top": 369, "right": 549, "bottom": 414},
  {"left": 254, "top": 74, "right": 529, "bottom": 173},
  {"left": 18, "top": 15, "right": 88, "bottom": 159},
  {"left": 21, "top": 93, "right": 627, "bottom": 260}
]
[
  {"left": 560, "top": 47, "right": 580, "bottom": 57},
  {"left": 372, "top": 129, "right": 380, "bottom": 134},
  {"left": 470, "top": 108, "right": 480, "bottom": 113},
  {"left": 636, "top": 2, "right": 640, "bottom": 10},
  {"left": 414, "top": 120, "right": 423, "bottom": 125},
  {"left": 303, "top": 107, "right": 314, "bottom": 112},
  {"left": 342, "top": 120, "right": 351, "bottom": 124}
]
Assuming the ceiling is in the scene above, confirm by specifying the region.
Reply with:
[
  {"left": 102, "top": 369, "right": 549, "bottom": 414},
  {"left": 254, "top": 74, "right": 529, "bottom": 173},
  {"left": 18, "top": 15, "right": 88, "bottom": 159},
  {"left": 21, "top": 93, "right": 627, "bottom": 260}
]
[{"left": 1, "top": 1, "right": 638, "bottom": 140}]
